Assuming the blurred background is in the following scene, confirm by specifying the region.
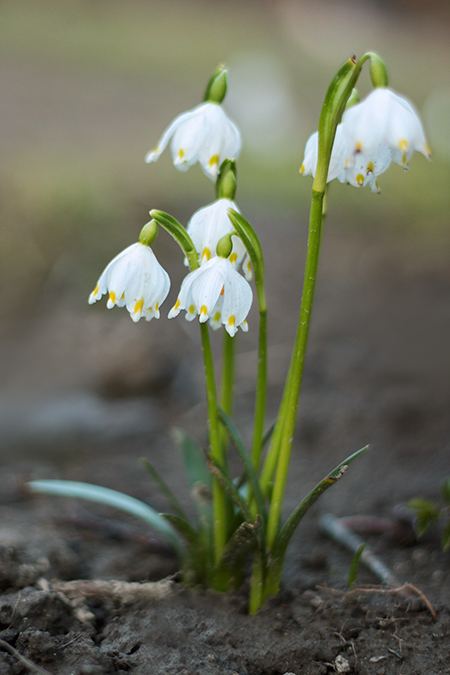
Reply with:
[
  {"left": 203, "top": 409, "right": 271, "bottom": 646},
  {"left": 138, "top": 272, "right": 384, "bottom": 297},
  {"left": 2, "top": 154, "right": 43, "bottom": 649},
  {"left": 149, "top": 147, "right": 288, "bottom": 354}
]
[{"left": 1, "top": 0, "right": 449, "bottom": 498}]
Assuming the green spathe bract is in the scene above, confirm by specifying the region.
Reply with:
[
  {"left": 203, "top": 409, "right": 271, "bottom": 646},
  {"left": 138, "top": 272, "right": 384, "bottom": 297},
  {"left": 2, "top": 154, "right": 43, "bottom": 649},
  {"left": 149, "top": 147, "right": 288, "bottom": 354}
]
[{"left": 28, "top": 56, "right": 430, "bottom": 614}]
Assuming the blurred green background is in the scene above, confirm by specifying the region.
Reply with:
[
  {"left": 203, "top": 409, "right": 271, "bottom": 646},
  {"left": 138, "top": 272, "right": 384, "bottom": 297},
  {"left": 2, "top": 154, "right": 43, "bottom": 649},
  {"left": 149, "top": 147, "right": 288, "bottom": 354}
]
[{"left": 1, "top": 0, "right": 449, "bottom": 389}]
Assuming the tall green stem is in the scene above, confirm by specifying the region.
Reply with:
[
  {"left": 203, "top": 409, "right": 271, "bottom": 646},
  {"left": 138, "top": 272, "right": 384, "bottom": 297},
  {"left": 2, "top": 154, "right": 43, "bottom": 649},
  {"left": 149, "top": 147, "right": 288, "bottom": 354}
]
[
  {"left": 200, "top": 323, "right": 228, "bottom": 564},
  {"left": 220, "top": 331, "right": 236, "bottom": 433},
  {"left": 251, "top": 306, "right": 267, "bottom": 471},
  {"left": 266, "top": 189, "right": 325, "bottom": 548}
]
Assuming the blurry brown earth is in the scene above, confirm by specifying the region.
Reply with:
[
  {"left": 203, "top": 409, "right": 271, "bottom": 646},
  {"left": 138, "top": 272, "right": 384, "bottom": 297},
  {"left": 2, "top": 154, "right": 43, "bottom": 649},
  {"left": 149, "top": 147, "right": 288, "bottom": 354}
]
[{"left": 1, "top": 215, "right": 449, "bottom": 674}]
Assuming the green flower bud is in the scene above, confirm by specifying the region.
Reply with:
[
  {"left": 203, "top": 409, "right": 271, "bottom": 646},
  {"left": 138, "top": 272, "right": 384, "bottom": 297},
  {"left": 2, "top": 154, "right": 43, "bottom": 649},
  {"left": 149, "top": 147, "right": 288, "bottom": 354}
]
[
  {"left": 139, "top": 219, "right": 159, "bottom": 246},
  {"left": 345, "top": 88, "right": 360, "bottom": 110},
  {"left": 216, "top": 159, "right": 237, "bottom": 200},
  {"left": 369, "top": 53, "right": 388, "bottom": 88},
  {"left": 216, "top": 233, "right": 233, "bottom": 259},
  {"left": 204, "top": 64, "right": 228, "bottom": 104}
]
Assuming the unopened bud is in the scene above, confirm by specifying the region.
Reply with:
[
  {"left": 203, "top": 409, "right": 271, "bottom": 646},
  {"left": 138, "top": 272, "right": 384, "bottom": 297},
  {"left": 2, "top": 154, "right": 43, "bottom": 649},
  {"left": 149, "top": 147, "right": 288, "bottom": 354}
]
[
  {"left": 369, "top": 53, "right": 388, "bottom": 88},
  {"left": 345, "top": 88, "right": 360, "bottom": 110},
  {"left": 216, "top": 233, "right": 233, "bottom": 259},
  {"left": 216, "top": 159, "right": 237, "bottom": 200},
  {"left": 139, "top": 219, "right": 159, "bottom": 246},
  {"left": 204, "top": 64, "right": 228, "bottom": 104}
]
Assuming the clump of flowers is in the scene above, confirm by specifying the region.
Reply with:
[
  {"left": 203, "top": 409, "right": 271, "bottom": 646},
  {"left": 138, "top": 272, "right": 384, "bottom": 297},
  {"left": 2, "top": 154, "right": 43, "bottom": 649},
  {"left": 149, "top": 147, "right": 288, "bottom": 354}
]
[{"left": 29, "top": 55, "right": 430, "bottom": 614}]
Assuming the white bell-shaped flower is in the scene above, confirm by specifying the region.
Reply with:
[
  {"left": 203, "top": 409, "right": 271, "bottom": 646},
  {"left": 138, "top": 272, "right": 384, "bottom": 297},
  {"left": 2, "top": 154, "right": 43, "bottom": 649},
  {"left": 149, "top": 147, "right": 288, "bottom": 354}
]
[
  {"left": 337, "top": 142, "right": 392, "bottom": 193},
  {"left": 168, "top": 257, "right": 252, "bottom": 337},
  {"left": 186, "top": 198, "right": 248, "bottom": 275},
  {"left": 145, "top": 102, "right": 241, "bottom": 181},
  {"left": 300, "top": 124, "right": 348, "bottom": 183},
  {"left": 341, "top": 87, "right": 431, "bottom": 167},
  {"left": 88, "top": 243, "right": 170, "bottom": 322}
]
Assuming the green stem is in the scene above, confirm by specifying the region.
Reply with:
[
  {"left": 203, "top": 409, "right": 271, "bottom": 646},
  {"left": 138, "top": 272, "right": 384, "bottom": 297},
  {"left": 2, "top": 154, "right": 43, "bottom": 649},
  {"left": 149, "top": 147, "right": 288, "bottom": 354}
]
[
  {"left": 266, "top": 188, "right": 325, "bottom": 549},
  {"left": 199, "top": 322, "right": 228, "bottom": 563},
  {"left": 251, "top": 307, "right": 267, "bottom": 472},
  {"left": 220, "top": 331, "right": 236, "bottom": 438}
]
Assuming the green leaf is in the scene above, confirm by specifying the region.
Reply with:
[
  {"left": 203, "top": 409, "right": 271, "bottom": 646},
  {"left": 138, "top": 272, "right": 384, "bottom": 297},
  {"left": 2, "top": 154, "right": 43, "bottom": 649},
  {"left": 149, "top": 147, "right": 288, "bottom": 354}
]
[
  {"left": 141, "top": 457, "right": 188, "bottom": 521},
  {"left": 347, "top": 543, "right": 366, "bottom": 589},
  {"left": 161, "top": 513, "right": 200, "bottom": 547},
  {"left": 172, "top": 428, "right": 213, "bottom": 536},
  {"left": 150, "top": 210, "right": 198, "bottom": 270},
  {"left": 407, "top": 498, "right": 441, "bottom": 537},
  {"left": 441, "top": 520, "right": 450, "bottom": 551},
  {"left": 173, "top": 428, "right": 212, "bottom": 490},
  {"left": 226, "top": 209, "right": 266, "bottom": 310},
  {"left": 217, "top": 408, "right": 267, "bottom": 523},
  {"left": 213, "top": 519, "right": 261, "bottom": 590},
  {"left": 270, "top": 445, "right": 369, "bottom": 574},
  {"left": 27, "top": 479, "right": 183, "bottom": 555},
  {"left": 440, "top": 477, "right": 450, "bottom": 505},
  {"left": 208, "top": 458, "right": 252, "bottom": 523}
]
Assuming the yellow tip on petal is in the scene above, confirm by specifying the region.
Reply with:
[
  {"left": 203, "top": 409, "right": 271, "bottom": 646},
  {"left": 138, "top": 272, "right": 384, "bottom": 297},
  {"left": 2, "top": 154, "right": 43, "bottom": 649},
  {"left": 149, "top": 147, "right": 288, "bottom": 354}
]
[
  {"left": 366, "top": 162, "right": 374, "bottom": 175},
  {"left": 229, "top": 252, "right": 237, "bottom": 264},
  {"left": 155, "top": 302, "right": 159, "bottom": 311},
  {"left": 134, "top": 298, "right": 144, "bottom": 315},
  {"left": 188, "top": 304, "right": 195, "bottom": 314},
  {"left": 93, "top": 285, "right": 99, "bottom": 297},
  {"left": 178, "top": 148, "right": 185, "bottom": 159},
  {"left": 299, "top": 164, "right": 305, "bottom": 175},
  {"left": 213, "top": 311, "right": 221, "bottom": 322},
  {"left": 402, "top": 155, "right": 407, "bottom": 167},
  {"left": 174, "top": 298, "right": 181, "bottom": 311},
  {"left": 227, "top": 315, "right": 235, "bottom": 327},
  {"left": 355, "top": 142, "right": 362, "bottom": 153},
  {"left": 202, "top": 247, "right": 211, "bottom": 262},
  {"left": 398, "top": 139, "right": 408, "bottom": 154},
  {"left": 424, "top": 144, "right": 432, "bottom": 159},
  {"left": 109, "top": 291, "right": 116, "bottom": 305},
  {"left": 209, "top": 154, "right": 219, "bottom": 168},
  {"left": 356, "top": 173, "right": 364, "bottom": 186},
  {"left": 200, "top": 305, "right": 208, "bottom": 316}
]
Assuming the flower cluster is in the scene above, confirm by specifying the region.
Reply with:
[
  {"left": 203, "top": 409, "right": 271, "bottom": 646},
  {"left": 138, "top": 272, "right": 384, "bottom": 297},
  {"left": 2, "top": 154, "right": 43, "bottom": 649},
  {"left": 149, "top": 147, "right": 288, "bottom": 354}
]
[
  {"left": 89, "top": 68, "right": 252, "bottom": 334},
  {"left": 300, "top": 87, "right": 431, "bottom": 193}
]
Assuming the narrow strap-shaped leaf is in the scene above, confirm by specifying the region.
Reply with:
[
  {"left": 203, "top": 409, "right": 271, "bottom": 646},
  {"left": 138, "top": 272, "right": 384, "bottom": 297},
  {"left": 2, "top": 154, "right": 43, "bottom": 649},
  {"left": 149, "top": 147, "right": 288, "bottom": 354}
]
[
  {"left": 272, "top": 445, "right": 369, "bottom": 560},
  {"left": 141, "top": 457, "right": 188, "bottom": 522},
  {"left": 173, "top": 427, "right": 212, "bottom": 490},
  {"left": 214, "top": 518, "right": 260, "bottom": 577},
  {"left": 150, "top": 210, "right": 198, "bottom": 270},
  {"left": 27, "top": 479, "right": 183, "bottom": 555},
  {"left": 226, "top": 209, "right": 265, "bottom": 305},
  {"left": 217, "top": 408, "right": 267, "bottom": 522},
  {"left": 208, "top": 459, "right": 253, "bottom": 523},
  {"left": 161, "top": 513, "right": 201, "bottom": 547},
  {"left": 347, "top": 543, "right": 366, "bottom": 589}
]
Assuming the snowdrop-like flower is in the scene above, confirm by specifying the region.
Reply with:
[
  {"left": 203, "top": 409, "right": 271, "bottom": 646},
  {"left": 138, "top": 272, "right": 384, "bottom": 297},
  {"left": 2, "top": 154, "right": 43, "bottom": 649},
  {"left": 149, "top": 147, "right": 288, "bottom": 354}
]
[
  {"left": 168, "top": 257, "right": 252, "bottom": 337},
  {"left": 187, "top": 198, "right": 249, "bottom": 277},
  {"left": 88, "top": 243, "right": 170, "bottom": 322},
  {"left": 341, "top": 87, "right": 431, "bottom": 168},
  {"left": 337, "top": 142, "right": 392, "bottom": 193},
  {"left": 145, "top": 102, "right": 241, "bottom": 181},
  {"left": 300, "top": 124, "right": 348, "bottom": 183}
]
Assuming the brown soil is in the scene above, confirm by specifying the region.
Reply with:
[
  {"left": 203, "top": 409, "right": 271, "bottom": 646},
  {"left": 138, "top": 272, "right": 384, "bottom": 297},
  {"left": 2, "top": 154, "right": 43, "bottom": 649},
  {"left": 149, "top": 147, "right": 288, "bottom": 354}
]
[{"left": 1, "top": 217, "right": 450, "bottom": 674}]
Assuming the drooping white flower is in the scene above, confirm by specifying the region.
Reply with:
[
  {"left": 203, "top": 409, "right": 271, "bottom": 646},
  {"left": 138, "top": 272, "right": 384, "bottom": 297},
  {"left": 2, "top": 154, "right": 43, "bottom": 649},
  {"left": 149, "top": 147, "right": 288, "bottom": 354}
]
[
  {"left": 341, "top": 87, "right": 431, "bottom": 168},
  {"left": 88, "top": 243, "right": 170, "bottom": 322},
  {"left": 145, "top": 102, "right": 241, "bottom": 181},
  {"left": 337, "top": 142, "right": 392, "bottom": 193},
  {"left": 168, "top": 257, "right": 252, "bottom": 337},
  {"left": 186, "top": 198, "right": 249, "bottom": 276},
  {"left": 300, "top": 124, "right": 347, "bottom": 183}
]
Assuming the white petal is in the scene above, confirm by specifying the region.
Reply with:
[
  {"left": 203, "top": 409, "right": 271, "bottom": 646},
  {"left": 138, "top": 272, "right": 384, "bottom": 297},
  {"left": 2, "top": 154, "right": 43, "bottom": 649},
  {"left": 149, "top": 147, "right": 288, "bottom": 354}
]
[{"left": 145, "top": 108, "right": 200, "bottom": 164}]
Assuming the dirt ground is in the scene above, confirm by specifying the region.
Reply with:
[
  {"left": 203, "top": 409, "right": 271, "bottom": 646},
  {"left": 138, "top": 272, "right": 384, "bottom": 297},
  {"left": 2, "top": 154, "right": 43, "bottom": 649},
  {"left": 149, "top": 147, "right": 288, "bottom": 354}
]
[{"left": 0, "top": 212, "right": 449, "bottom": 675}]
